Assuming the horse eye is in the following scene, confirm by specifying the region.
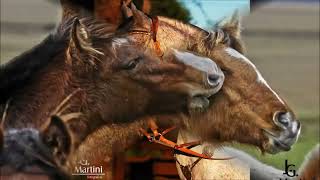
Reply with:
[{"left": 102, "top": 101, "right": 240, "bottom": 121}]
[{"left": 123, "top": 57, "right": 141, "bottom": 70}]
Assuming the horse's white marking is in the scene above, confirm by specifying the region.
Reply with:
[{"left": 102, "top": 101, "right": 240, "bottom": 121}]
[
  {"left": 173, "top": 49, "right": 221, "bottom": 75},
  {"left": 225, "top": 47, "right": 285, "bottom": 105}
]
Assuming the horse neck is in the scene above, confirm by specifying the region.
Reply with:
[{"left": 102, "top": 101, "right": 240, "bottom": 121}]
[
  {"left": 0, "top": 35, "right": 66, "bottom": 103},
  {"left": 3, "top": 55, "right": 79, "bottom": 129},
  {"left": 70, "top": 120, "right": 147, "bottom": 168}
]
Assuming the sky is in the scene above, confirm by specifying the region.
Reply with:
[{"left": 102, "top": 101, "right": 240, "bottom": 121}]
[{"left": 180, "top": 0, "right": 250, "bottom": 29}]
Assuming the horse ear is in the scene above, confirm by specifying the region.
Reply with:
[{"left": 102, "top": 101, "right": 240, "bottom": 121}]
[
  {"left": 40, "top": 116, "right": 72, "bottom": 165},
  {"left": 121, "top": 1, "right": 133, "bottom": 19},
  {"left": 224, "top": 10, "right": 241, "bottom": 39},
  {"left": 216, "top": 11, "right": 245, "bottom": 53},
  {"left": 68, "top": 18, "right": 103, "bottom": 64},
  {"left": 128, "top": 2, "right": 151, "bottom": 31}
]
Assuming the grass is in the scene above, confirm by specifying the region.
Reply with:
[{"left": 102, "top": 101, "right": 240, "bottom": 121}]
[{"left": 232, "top": 115, "right": 319, "bottom": 170}]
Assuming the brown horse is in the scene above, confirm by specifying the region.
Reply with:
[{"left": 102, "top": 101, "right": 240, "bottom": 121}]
[
  {"left": 113, "top": 4, "right": 301, "bottom": 154},
  {"left": 0, "top": 15, "right": 224, "bottom": 179}
]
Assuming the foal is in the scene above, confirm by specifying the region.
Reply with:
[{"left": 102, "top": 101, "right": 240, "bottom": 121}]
[{"left": 116, "top": 3, "right": 301, "bottom": 154}]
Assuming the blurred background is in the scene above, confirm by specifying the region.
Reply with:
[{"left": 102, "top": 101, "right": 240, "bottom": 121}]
[{"left": 0, "top": 0, "right": 319, "bottom": 170}]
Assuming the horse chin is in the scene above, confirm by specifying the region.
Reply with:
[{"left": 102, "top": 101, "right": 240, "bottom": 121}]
[
  {"left": 187, "top": 88, "right": 216, "bottom": 113},
  {"left": 187, "top": 96, "right": 210, "bottom": 114},
  {"left": 262, "top": 133, "right": 292, "bottom": 154}
]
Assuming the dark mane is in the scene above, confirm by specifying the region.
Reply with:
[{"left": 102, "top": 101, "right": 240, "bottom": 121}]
[{"left": 0, "top": 17, "right": 116, "bottom": 103}]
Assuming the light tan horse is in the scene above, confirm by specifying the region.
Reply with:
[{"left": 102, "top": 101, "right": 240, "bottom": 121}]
[{"left": 114, "top": 3, "right": 300, "bottom": 155}]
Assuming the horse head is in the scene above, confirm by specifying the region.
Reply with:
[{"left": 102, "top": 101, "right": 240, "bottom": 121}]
[
  {"left": 190, "top": 16, "right": 300, "bottom": 154},
  {"left": 64, "top": 17, "right": 224, "bottom": 120}
]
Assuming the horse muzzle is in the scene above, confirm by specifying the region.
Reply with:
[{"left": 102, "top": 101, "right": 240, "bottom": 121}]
[
  {"left": 172, "top": 49, "right": 225, "bottom": 113},
  {"left": 172, "top": 49, "right": 225, "bottom": 87},
  {"left": 264, "top": 112, "right": 301, "bottom": 154},
  {"left": 186, "top": 72, "right": 224, "bottom": 113},
  {"left": 187, "top": 89, "right": 217, "bottom": 113}
]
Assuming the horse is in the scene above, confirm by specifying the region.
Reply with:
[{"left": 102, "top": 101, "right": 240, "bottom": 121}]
[
  {"left": 117, "top": 5, "right": 304, "bottom": 179},
  {"left": 119, "top": 5, "right": 303, "bottom": 179},
  {"left": 0, "top": 15, "right": 225, "bottom": 179}
]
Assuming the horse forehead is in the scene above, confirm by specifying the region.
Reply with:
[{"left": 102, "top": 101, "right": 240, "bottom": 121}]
[
  {"left": 224, "top": 47, "right": 285, "bottom": 105},
  {"left": 225, "top": 48, "right": 256, "bottom": 69},
  {"left": 225, "top": 47, "right": 264, "bottom": 81}
]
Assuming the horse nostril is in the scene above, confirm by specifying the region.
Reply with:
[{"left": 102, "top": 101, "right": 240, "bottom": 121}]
[
  {"left": 275, "top": 112, "right": 291, "bottom": 128},
  {"left": 207, "top": 74, "right": 221, "bottom": 87}
]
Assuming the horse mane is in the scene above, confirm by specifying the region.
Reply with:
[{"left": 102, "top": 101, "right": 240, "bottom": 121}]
[
  {"left": 57, "top": 16, "right": 116, "bottom": 40},
  {"left": 158, "top": 16, "right": 208, "bottom": 37},
  {"left": 0, "top": 17, "right": 116, "bottom": 104},
  {"left": 157, "top": 16, "right": 245, "bottom": 54}
]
